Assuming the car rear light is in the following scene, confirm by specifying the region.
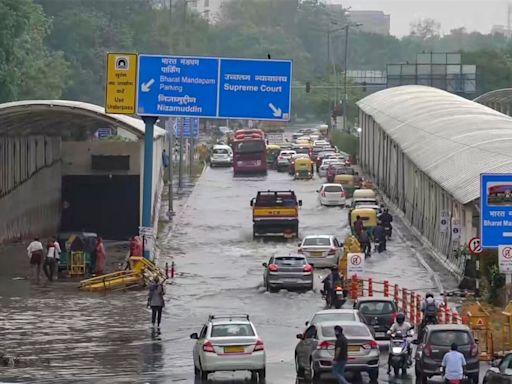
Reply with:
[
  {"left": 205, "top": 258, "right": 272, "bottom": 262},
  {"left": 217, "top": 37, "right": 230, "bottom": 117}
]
[
  {"left": 363, "top": 340, "right": 379, "bottom": 350},
  {"left": 203, "top": 341, "right": 215, "bottom": 353},
  {"left": 254, "top": 339, "right": 264, "bottom": 351},
  {"left": 343, "top": 191, "right": 348, "bottom": 197},
  {"left": 391, "top": 312, "right": 397, "bottom": 322},
  {"left": 317, "top": 341, "right": 335, "bottom": 350},
  {"left": 268, "top": 264, "right": 278, "bottom": 272},
  {"left": 303, "top": 264, "right": 313, "bottom": 272},
  {"left": 423, "top": 344, "right": 432, "bottom": 357},
  {"left": 328, "top": 248, "right": 336, "bottom": 255},
  {"left": 470, "top": 343, "right": 478, "bottom": 357},
  {"left": 291, "top": 161, "right": 295, "bottom": 165}
]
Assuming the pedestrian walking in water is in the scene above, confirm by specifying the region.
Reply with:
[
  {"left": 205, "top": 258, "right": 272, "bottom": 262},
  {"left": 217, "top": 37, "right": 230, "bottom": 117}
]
[
  {"left": 27, "top": 237, "right": 44, "bottom": 283},
  {"left": 94, "top": 237, "right": 106, "bottom": 275},
  {"left": 43, "top": 237, "right": 60, "bottom": 281},
  {"left": 333, "top": 325, "right": 350, "bottom": 384},
  {"left": 147, "top": 276, "right": 165, "bottom": 331}
]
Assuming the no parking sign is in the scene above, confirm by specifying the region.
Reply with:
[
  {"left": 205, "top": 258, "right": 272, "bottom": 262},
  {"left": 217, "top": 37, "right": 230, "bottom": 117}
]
[{"left": 347, "top": 253, "right": 365, "bottom": 277}]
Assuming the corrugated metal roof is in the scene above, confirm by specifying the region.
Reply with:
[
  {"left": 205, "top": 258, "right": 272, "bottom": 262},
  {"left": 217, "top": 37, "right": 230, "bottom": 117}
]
[
  {"left": 474, "top": 88, "right": 512, "bottom": 104},
  {"left": 0, "top": 100, "right": 166, "bottom": 138},
  {"left": 357, "top": 85, "right": 512, "bottom": 204}
]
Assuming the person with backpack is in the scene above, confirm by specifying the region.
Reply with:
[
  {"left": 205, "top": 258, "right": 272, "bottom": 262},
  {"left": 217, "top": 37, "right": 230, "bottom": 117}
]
[{"left": 419, "top": 292, "right": 439, "bottom": 339}]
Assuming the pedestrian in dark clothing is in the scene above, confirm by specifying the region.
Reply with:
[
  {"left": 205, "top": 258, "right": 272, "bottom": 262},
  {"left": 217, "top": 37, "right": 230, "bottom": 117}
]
[
  {"left": 333, "top": 325, "right": 350, "bottom": 384},
  {"left": 359, "top": 230, "right": 371, "bottom": 257},
  {"left": 373, "top": 221, "right": 386, "bottom": 252},
  {"left": 354, "top": 215, "right": 364, "bottom": 238},
  {"left": 147, "top": 276, "right": 165, "bottom": 330}
]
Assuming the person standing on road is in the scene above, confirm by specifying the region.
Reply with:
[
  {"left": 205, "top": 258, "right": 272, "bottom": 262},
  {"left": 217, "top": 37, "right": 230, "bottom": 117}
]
[
  {"left": 333, "top": 325, "right": 350, "bottom": 384},
  {"left": 359, "top": 229, "right": 371, "bottom": 258},
  {"left": 27, "top": 237, "right": 44, "bottom": 283},
  {"left": 354, "top": 215, "right": 364, "bottom": 239},
  {"left": 43, "top": 237, "right": 60, "bottom": 281},
  {"left": 442, "top": 343, "right": 466, "bottom": 383},
  {"left": 373, "top": 221, "right": 386, "bottom": 252},
  {"left": 94, "top": 237, "right": 106, "bottom": 275},
  {"left": 147, "top": 276, "right": 166, "bottom": 331}
]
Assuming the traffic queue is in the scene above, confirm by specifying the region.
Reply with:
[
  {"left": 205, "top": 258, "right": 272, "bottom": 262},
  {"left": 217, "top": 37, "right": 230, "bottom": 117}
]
[{"left": 197, "top": 127, "right": 479, "bottom": 384}]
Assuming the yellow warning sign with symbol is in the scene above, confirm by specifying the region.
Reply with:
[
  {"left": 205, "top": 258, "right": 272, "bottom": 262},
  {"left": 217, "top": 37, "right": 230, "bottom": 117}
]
[{"left": 105, "top": 52, "right": 137, "bottom": 114}]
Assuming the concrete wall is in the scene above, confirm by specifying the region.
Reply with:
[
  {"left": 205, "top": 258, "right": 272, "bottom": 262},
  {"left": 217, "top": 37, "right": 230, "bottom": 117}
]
[
  {"left": 0, "top": 135, "right": 62, "bottom": 243},
  {"left": 359, "top": 111, "right": 477, "bottom": 277},
  {"left": 61, "top": 141, "right": 141, "bottom": 176}
]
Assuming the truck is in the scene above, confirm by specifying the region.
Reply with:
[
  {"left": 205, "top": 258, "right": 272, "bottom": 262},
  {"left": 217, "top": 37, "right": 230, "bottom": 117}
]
[{"left": 250, "top": 190, "right": 302, "bottom": 239}]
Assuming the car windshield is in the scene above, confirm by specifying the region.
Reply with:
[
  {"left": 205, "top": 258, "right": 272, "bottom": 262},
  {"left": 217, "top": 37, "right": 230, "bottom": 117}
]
[
  {"left": 295, "top": 148, "right": 310, "bottom": 154},
  {"left": 255, "top": 193, "right": 297, "bottom": 207},
  {"left": 234, "top": 141, "right": 265, "bottom": 153},
  {"left": 324, "top": 185, "right": 342, "bottom": 192},
  {"left": 274, "top": 256, "right": 306, "bottom": 266},
  {"left": 337, "top": 167, "right": 354, "bottom": 175},
  {"left": 429, "top": 331, "right": 471, "bottom": 346},
  {"left": 358, "top": 301, "right": 395, "bottom": 314},
  {"left": 312, "top": 313, "right": 357, "bottom": 323},
  {"left": 211, "top": 324, "right": 255, "bottom": 337},
  {"left": 213, "top": 148, "right": 229, "bottom": 155},
  {"left": 303, "top": 237, "right": 331, "bottom": 246},
  {"left": 321, "top": 324, "right": 370, "bottom": 338}
]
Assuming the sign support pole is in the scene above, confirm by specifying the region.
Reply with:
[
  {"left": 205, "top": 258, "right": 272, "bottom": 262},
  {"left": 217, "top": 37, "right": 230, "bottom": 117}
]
[
  {"left": 475, "top": 255, "right": 480, "bottom": 297},
  {"left": 167, "top": 118, "right": 174, "bottom": 214},
  {"left": 142, "top": 116, "right": 158, "bottom": 259},
  {"left": 189, "top": 138, "right": 194, "bottom": 177},
  {"left": 178, "top": 118, "right": 184, "bottom": 190}
]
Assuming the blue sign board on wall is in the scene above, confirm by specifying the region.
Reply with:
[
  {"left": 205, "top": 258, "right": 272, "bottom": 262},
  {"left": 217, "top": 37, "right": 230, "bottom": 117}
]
[
  {"left": 136, "top": 55, "right": 292, "bottom": 121},
  {"left": 481, "top": 173, "right": 512, "bottom": 248}
]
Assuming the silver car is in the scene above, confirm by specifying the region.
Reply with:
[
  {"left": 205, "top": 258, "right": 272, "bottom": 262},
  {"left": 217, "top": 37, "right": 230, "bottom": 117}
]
[
  {"left": 307, "top": 309, "right": 363, "bottom": 326},
  {"left": 298, "top": 235, "right": 342, "bottom": 268},
  {"left": 276, "top": 150, "right": 296, "bottom": 171},
  {"left": 262, "top": 255, "right": 313, "bottom": 292},
  {"left": 191, "top": 314, "right": 266, "bottom": 381},
  {"left": 295, "top": 320, "right": 380, "bottom": 383}
]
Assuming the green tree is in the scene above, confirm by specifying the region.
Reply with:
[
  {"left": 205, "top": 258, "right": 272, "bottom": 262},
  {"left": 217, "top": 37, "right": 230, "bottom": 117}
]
[{"left": 0, "top": 0, "right": 68, "bottom": 102}]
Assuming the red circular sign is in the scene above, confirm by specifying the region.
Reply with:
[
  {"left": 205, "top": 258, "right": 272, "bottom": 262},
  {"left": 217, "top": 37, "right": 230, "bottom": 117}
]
[
  {"left": 468, "top": 237, "right": 482, "bottom": 255},
  {"left": 350, "top": 255, "right": 362, "bottom": 265},
  {"left": 502, "top": 246, "right": 512, "bottom": 259}
]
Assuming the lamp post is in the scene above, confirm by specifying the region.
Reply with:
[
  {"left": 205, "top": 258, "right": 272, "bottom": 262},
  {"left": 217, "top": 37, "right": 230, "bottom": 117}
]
[{"left": 342, "top": 23, "right": 362, "bottom": 132}]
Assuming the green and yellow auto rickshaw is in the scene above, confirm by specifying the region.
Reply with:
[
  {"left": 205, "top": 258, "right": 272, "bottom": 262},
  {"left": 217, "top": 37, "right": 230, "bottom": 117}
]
[
  {"left": 349, "top": 208, "right": 378, "bottom": 235},
  {"left": 334, "top": 174, "right": 360, "bottom": 197},
  {"left": 293, "top": 157, "right": 314, "bottom": 180},
  {"left": 266, "top": 144, "right": 281, "bottom": 169}
]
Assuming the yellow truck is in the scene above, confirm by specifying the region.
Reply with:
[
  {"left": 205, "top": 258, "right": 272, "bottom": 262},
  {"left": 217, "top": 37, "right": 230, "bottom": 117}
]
[{"left": 250, "top": 190, "right": 302, "bottom": 239}]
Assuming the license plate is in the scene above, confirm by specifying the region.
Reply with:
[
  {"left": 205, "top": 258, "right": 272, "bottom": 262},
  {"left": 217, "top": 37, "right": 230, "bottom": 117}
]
[
  {"left": 311, "top": 251, "right": 323, "bottom": 257},
  {"left": 224, "top": 345, "right": 244, "bottom": 353},
  {"left": 375, "top": 332, "right": 385, "bottom": 337},
  {"left": 336, "top": 291, "right": 344, "bottom": 295},
  {"left": 348, "top": 345, "right": 360, "bottom": 352}
]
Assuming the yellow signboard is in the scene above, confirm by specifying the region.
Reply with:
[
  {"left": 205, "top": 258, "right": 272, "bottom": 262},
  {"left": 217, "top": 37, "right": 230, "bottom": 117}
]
[{"left": 105, "top": 53, "right": 137, "bottom": 114}]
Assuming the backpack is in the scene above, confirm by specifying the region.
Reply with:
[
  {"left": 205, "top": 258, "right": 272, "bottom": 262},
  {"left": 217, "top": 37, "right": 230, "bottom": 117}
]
[{"left": 425, "top": 301, "right": 437, "bottom": 315}]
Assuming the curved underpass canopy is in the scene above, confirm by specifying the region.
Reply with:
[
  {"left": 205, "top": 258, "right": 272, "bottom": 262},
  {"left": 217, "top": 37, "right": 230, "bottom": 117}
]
[
  {"left": 357, "top": 85, "right": 512, "bottom": 204},
  {"left": 474, "top": 88, "right": 512, "bottom": 105},
  {"left": 0, "top": 100, "right": 166, "bottom": 139}
]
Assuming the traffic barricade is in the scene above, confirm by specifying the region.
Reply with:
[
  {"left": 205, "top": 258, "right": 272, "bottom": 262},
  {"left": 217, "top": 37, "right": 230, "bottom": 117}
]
[
  {"left": 69, "top": 251, "right": 85, "bottom": 277},
  {"left": 501, "top": 302, "right": 512, "bottom": 353},
  {"left": 466, "top": 301, "right": 493, "bottom": 361}
]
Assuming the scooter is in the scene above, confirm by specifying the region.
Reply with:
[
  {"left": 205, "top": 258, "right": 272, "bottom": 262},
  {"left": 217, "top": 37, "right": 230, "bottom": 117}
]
[
  {"left": 321, "top": 284, "right": 346, "bottom": 309},
  {"left": 388, "top": 329, "right": 414, "bottom": 376}
]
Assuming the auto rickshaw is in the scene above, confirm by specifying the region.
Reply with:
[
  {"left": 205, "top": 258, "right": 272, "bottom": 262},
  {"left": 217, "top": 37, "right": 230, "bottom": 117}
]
[
  {"left": 349, "top": 208, "right": 378, "bottom": 235},
  {"left": 334, "top": 174, "right": 360, "bottom": 197},
  {"left": 293, "top": 157, "right": 314, "bottom": 179},
  {"left": 266, "top": 144, "right": 281, "bottom": 169},
  {"left": 57, "top": 232, "right": 97, "bottom": 276}
]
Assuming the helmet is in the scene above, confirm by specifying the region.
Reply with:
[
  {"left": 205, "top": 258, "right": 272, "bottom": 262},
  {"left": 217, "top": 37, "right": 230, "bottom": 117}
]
[
  {"left": 426, "top": 297, "right": 434, "bottom": 304},
  {"left": 425, "top": 292, "right": 434, "bottom": 299},
  {"left": 396, "top": 313, "right": 405, "bottom": 324},
  {"left": 331, "top": 266, "right": 338, "bottom": 272}
]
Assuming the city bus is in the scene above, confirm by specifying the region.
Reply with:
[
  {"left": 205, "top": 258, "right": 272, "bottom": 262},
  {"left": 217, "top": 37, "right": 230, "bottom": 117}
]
[{"left": 232, "top": 129, "right": 267, "bottom": 176}]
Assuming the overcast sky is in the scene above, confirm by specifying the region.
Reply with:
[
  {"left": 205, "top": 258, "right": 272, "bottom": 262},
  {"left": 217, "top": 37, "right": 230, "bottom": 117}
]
[{"left": 327, "top": 0, "right": 510, "bottom": 36}]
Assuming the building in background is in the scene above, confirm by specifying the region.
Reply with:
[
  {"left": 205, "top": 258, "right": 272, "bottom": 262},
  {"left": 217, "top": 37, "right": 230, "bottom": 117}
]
[
  {"left": 188, "top": 0, "right": 225, "bottom": 23},
  {"left": 347, "top": 10, "right": 390, "bottom": 35},
  {"left": 491, "top": 25, "right": 512, "bottom": 37}
]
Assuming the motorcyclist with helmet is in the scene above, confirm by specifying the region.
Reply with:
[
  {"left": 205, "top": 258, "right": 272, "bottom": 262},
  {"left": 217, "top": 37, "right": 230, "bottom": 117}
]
[
  {"left": 419, "top": 292, "right": 439, "bottom": 339},
  {"left": 387, "top": 313, "right": 413, "bottom": 373},
  {"left": 378, "top": 208, "right": 393, "bottom": 239},
  {"left": 322, "top": 266, "right": 343, "bottom": 307}
]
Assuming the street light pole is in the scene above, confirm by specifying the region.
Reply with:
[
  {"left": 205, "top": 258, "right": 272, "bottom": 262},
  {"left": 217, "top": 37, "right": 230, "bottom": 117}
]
[{"left": 342, "top": 22, "right": 362, "bottom": 133}]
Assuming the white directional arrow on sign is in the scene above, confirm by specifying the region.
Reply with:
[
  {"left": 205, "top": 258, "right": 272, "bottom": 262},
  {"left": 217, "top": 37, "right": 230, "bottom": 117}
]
[
  {"left": 268, "top": 103, "right": 282, "bottom": 118},
  {"left": 141, "top": 79, "right": 155, "bottom": 92}
]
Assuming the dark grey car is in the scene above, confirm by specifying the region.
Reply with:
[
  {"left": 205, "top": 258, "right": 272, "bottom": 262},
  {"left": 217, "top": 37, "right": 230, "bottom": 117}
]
[
  {"left": 262, "top": 255, "right": 313, "bottom": 292},
  {"left": 484, "top": 353, "right": 512, "bottom": 384}
]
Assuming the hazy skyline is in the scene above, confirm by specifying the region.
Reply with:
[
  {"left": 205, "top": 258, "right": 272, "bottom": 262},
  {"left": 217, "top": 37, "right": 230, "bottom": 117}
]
[{"left": 328, "top": 0, "right": 510, "bottom": 36}]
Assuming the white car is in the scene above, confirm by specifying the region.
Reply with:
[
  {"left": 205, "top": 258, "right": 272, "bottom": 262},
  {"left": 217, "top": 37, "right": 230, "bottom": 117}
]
[
  {"left": 318, "top": 183, "right": 347, "bottom": 206},
  {"left": 318, "top": 159, "right": 345, "bottom": 177},
  {"left": 210, "top": 144, "right": 233, "bottom": 167},
  {"left": 191, "top": 314, "right": 266, "bottom": 381},
  {"left": 276, "top": 150, "right": 296, "bottom": 171},
  {"left": 307, "top": 309, "right": 363, "bottom": 326},
  {"left": 298, "top": 235, "right": 343, "bottom": 268}
]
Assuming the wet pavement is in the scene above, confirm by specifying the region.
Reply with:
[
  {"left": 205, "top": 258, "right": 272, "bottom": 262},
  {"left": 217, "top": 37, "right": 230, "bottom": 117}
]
[{"left": 1, "top": 164, "right": 467, "bottom": 383}]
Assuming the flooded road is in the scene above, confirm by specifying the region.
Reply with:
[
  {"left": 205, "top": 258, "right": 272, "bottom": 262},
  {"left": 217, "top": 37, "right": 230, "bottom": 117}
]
[{"left": 0, "top": 166, "right": 458, "bottom": 383}]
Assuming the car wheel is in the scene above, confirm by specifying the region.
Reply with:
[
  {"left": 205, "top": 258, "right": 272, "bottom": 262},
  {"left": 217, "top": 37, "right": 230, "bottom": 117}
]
[
  {"left": 369, "top": 368, "right": 379, "bottom": 382},
  {"left": 295, "top": 354, "right": 305, "bottom": 377},
  {"left": 199, "top": 361, "right": 208, "bottom": 380},
  {"left": 307, "top": 283, "right": 314, "bottom": 291},
  {"left": 258, "top": 369, "right": 266, "bottom": 381},
  {"left": 307, "top": 359, "right": 321, "bottom": 383},
  {"left": 194, "top": 364, "right": 199, "bottom": 376}
]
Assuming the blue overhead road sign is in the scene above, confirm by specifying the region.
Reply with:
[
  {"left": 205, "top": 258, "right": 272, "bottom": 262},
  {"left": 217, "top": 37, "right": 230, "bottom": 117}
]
[
  {"left": 481, "top": 173, "right": 512, "bottom": 248},
  {"left": 136, "top": 54, "right": 292, "bottom": 121}
]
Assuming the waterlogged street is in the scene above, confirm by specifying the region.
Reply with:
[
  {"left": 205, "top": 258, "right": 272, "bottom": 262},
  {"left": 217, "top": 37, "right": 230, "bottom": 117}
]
[{"left": 1, "top": 165, "right": 457, "bottom": 384}]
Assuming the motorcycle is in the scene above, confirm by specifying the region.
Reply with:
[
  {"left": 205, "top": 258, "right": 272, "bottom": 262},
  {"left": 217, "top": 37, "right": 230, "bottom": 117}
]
[
  {"left": 321, "top": 284, "right": 346, "bottom": 309},
  {"left": 384, "top": 223, "right": 392, "bottom": 239},
  {"left": 418, "top": 314, "right": 438, "bottom": 341},
  {"left": 388, "top": 329, "right": 414, "bottom": 376}
]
